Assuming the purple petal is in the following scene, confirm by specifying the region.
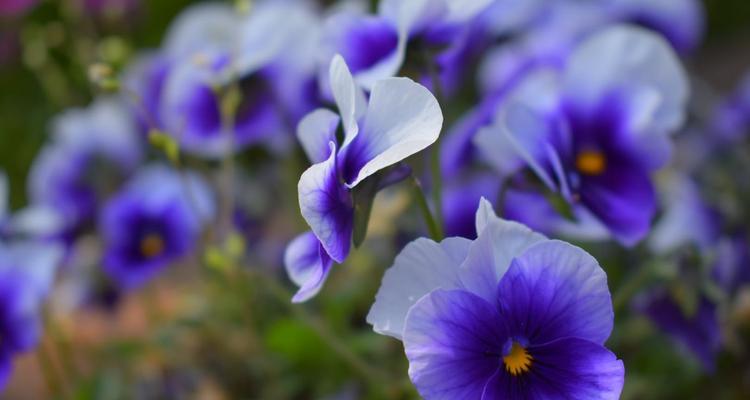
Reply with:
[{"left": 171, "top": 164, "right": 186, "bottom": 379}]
[
  {"left": 579, "top": 163, "right": 656, "bottom": 247},
  {"left": 482, "top": 338, "right": 624, "bottom": 399},
  {"left": 367, "top": 237, "right": 471, "bottom": 339},
  {"left": 497, "top": 240, "right": 614, "bottom": 345},
  {"left": 404, "top": 289, "right": 508, "bottom": 400},
  {"left": 636, "top": 290, "right": 720, "bottom": 371},
  {"left": 298, "top": 142, "right": 353, "bottom": 263},
  {"left": 284, "top": 231, "right": 334, "bottom": 303}
]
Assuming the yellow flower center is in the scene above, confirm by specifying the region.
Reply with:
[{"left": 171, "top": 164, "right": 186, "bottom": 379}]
[
  {"left": 140, "top": 234, "right": 165, "bottom": 258},
  {"left": 575, "top": 149, "right": 607, "bottom": 176},
  {"left": 503, "top": 341, "right": 533, "bottom": 376}
]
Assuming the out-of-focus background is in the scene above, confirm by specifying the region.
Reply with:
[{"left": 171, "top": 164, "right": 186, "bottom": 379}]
[{"left": 1, "top": 1, "right": 750, "bottom": 399}]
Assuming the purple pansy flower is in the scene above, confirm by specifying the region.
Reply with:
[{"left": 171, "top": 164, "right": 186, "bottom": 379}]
[
  {"left": 0, "top": 241, "right": 63, "bottom": 389},
  {"left": 284, "top": 55, "right": 442, "bottom": 302},
  {"left": 635, "top": 289, "right": 721, "bottom": 372},
  {"left": 368, "top": 198, "right": 624, "bottom": 399},
  {"left": 28, "top": 98, "right": 143, "bottom": 235},
  {"left": 476, "top": 25, "right": 688, "bottom": 246},
  {"left": 100, "top": 165, "right": 215, "bottom": 290},
  {"left": 319, "top": 0, "right": 493, "bottom": 93},
  {"left": 143, "top": 1, "right": 322, "bottom": 158}
]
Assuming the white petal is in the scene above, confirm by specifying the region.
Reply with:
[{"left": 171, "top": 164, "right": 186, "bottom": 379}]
[
  {"left": 366, "top": 237, "right": 471, "bottom": 339},
  {"left": 8, "top": 207, "right": 64, "bottom": 237},
  {"left": 236, "top": 2, "right": 321, "bottom": 76},
  {"left": 344, "top": 77, "right": 443, "bottom": 188},
  {"left": 442, "top": 0, "right": 494, "bottom": 24},
  {"left": 379, "top": 0, "right": 446, "bottom": 35},
  {"left": 329, "top": 55, "right": 367, "bottom": 143},
  {"left": 459, "top": 218, "right": 546, "bottom": 303},
  {"left": 474, "top": 196, "right": 496, "bottom": 235},
  {"left": 297, "top": 109, "right": 341, "bottom": 163},
  {"left": 564, "top": 25, "right": 689, "bottom": 133},
  {"left": 162, "top": 2, "right": 239, "bottom": 58}
]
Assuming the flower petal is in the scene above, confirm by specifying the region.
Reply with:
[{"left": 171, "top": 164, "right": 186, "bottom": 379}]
[
  {"left": 564, "top": 25, "right": 688, "bottom": 134},
  {"left": 481, "top": 338, "right": 624, "bottom": 400},
  {"left": 329, "top": 55, "right": 367, "bottom": 142},
  {"left": 497, "top": 240, "right": 614, "bottom": 345},
  {"left": 367, "top": 237, "right": 471, "bottom": 339},
  {"left": 342, "top": 77, "right": 443, "bottom": 187},
  {"left": 297, "top": 109, "right": 341, "bottom": 163},
  {"left": 298, "top": 142, "right": 353, "bottom": 263},
  {"left": 404, "top": 289, "right": 508, "bottom": 400},
  {"left": 162, "top": 2, "right": 239, "bottom": 58},
  {"left": 459, "top": 216, "right": 546, "bottom": 304},
  {"left": 284, "top": 231, "right": 335, "bottom": 303},
  {"left": 579, "top": 163, "right": 656, "bottom": 247}
]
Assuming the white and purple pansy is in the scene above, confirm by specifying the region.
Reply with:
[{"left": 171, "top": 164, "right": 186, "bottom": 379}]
[
  {"left": 28, "top": 98, "right": 143, "bottom": 235},
  {"left": 367, "top": 198, "right": 624, "bottom": 399},
  {"left": 131, "top": 1, "right": 323, "bottom": 158},
  {"left": 319, "top": 0, "right": 494, "bottom": 93},
  {"left": 100, "top": 164, "right": 215, "bottom": 290},
  {"left": 476, "top": 25, "right": 689, "bottom": 246},
  {"left": 284, "top": 55, "right": 443, "bottom": 303}
]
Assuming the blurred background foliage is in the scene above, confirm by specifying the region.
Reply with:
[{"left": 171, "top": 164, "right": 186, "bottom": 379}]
[{"left": 1, "top": 1, "right": 750, "bottom": 399}]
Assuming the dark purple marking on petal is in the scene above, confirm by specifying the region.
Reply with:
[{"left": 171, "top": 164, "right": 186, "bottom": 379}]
[{"left": 404, "top": 289, "right": 509, "bottom": 400}]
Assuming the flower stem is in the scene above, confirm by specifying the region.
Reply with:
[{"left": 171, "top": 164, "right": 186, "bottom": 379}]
[
  {"left": 422, "top": 48, "right": 446, "bottom": 237},
  {"left": 246, "top": 269, "right": 391, "bottom": 396},
  {"left": 410, "top": 176, "right": 444, "bottom": 241}
]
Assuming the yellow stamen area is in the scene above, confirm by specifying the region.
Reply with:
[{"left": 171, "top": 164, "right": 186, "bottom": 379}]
[
  {"left": 140, "top": 234, "right": 165, "bottom": 259},
  {"left": 575, "top": 149, "right": 607, "bottom": 176},
  {"left": 503, "top": 342, "right": 533, "bottom": 376}
]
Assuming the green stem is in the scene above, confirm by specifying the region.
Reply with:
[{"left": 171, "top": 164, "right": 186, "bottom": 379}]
[
  {"left": 247, "top": 269, "right": 390, "bottom": 394},
  {"left": 422, "top": 48, "right": 446, "bottom": 237},
  {"left": 410, "top": 176, "right": 443, "bottom": 241},
  {"left": 36, "top": 340, "right": 69, "bottom": 399}
]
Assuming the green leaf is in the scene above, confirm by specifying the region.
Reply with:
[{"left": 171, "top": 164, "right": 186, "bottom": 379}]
[{"left": 351, "top": 174, "right": 381, "bottom": 248}]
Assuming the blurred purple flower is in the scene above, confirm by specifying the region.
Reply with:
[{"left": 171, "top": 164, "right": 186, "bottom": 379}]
[
  {"left": 28, "top": 98, "right": 143, "bottom": 236},
  {"left": 476, "top": 25, "right": 688, "bottom": 246},
  {"left": 133, "top": 2, "right": 323, "bottom": 158},
  {"left": 319, "top": 0, "right": 494, "bottom": 94},
  {"left": 0, "top": 241, "right": 63, "bottom": 389},
  {"left": 100, "top": 165, "right": 214, "bottom": 290},
  {"left": 635, "top": 290, "right": 721, "bottom": 372},
  {"left": 368, "top": 198, "right": 624, "bottom": 399}
]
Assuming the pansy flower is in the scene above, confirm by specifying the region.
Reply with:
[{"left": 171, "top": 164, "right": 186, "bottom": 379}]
[
  {"left": 0, "top": 171, "right": 68, "bottom": 368},
  {"left": 100, "top": 165, "right": 215, "bottom": 289},
  {"left": 368, "top": 198, "right": 624, "bottom": 399},
  {"left": 319, "top": 0, "right": 494, "bottom": 94},
  {"left": 476, "top": 25, "right": 688, "bottom": 245},
  {"left": 137, "top": 1, "right": 323, "bottom": 158},
  {"left": 285, "top": 55, "right": 442, "bottom": 302},
  {"left": 28, "top": 98, "right": 143, "bottom": 236}
]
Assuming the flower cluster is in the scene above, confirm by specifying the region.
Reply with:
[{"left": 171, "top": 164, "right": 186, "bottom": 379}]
[{"left": 2, "top": 0, "right": 750, "bottom": 397}]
